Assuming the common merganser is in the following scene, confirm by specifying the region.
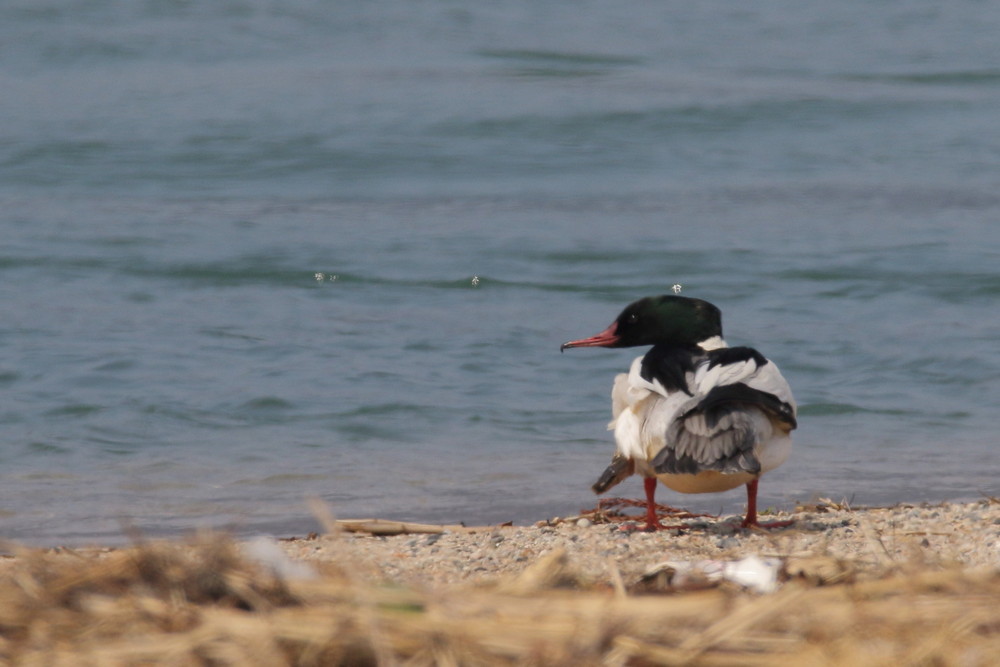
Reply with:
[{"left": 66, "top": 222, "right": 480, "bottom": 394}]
[{"left": 561, "top": 295, "right": 797, "bottom": 531}]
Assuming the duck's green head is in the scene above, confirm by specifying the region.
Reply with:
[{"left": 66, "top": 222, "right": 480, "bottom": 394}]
[{"left": 561, "top": 295, "right": 722, "bottom": 351}]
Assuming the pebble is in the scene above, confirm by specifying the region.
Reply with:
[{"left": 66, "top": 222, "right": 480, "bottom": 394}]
[{"left": 716, "top": 537, "right": 740, "bottom": 549}]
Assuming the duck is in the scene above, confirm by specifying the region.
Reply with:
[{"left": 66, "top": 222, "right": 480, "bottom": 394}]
[{"left": 561, "top": 294, "right": 797, "bottom": 531}]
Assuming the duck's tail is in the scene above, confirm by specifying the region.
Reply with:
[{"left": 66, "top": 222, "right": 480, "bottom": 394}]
[{"left": 591, "top": 454, "right": 634, "bottom": 494}]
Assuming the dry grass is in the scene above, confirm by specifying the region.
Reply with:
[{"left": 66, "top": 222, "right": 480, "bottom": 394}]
[{"left": 0, "top": 533, "right": 996, "bottom": 666}]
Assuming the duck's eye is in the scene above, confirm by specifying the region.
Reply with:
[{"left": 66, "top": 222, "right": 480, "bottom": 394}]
[{"left": 627, "top": 313, "right": 639, "bottom": 323}]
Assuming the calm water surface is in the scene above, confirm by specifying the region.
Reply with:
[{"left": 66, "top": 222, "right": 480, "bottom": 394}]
[{"left": 1, "top": 1, "right": 998, "bottom": 544}]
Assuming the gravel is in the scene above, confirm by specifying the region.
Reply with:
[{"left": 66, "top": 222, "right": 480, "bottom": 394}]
[{"left": 277, "top": 500, "right": 1000, "bottom": 588}]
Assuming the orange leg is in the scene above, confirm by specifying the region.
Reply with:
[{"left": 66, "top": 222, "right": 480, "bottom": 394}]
[
  {"left": 742, "top": 478, "right": 759, "bottom": 527},
  {"left": 643, "top": 477, "right": 666, "bottom": 531},
  {"left": 742, "top": 478, "right": 793, "bottom": 529}
]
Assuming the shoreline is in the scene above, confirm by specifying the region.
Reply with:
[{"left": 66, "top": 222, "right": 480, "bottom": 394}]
[
  {"left": 5, "top": 498, "right": 998, "bottom": 583},
  {"left": 5, "top": 491, "right": 993, "bottom": 551}
]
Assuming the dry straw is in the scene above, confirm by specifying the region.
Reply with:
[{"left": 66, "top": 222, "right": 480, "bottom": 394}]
[{"left": 0, "top": 531, "right": 996, "bottom": 665}]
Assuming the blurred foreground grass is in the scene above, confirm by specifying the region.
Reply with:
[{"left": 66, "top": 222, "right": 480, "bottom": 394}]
[{"left": 0, "top": 533, "right": 996, "bottom": 666}]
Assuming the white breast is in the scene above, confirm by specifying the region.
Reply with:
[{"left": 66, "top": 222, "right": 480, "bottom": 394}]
[{"left": 608, "top": 356, "right": 688, "bottom": 475}]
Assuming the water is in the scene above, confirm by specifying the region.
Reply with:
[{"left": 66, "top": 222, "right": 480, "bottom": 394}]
[{"left": 2, "top": 1, "right": 998, "bottom": 545}]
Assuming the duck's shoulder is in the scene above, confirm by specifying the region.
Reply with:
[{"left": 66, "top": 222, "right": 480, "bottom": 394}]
[
  {"left": 705, "top": 345, "right": 769, "bottom": 370},
  {"left": 637, "top": 345, "right": 704, "bottom": 395},
  {"left": 635, "top": 342, "right": 769, "bottom": 394},
  {"left": 697, "top": 344, "right": 797, "bottom": 417}
]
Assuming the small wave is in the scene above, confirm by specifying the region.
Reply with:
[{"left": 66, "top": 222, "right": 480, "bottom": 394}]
[
  {"left": 841, "top": 70, "right": 1000, "bottom": 86},
  {"left": 26, "top": 441, "right": 73, "bottom": 455},
  {"left": 337, "top": 402, "right": 435, "bottom": 418},
  {"left": 477, "top": 49, "right": 642, "bottom": 78},
  {"left": 477, "top": 48, "right": 642, "bottom": 66},
  {"left": 238, "top": 397, "right": 294, "bottom": 412},
  {"left": 233, "top": 473, "right": 329, "bottom": 486},
  {"left": 44, "top": 403, "right": 105, "bottom": 418},
  {"left": 797, "top": 403, "right": 915, "bottom": 417}
]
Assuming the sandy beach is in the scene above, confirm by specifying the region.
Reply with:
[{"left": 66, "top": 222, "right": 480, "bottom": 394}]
[
  {"left": 281, "top": 498, "right": 1000, "bottom": 588},
  {"left": 1, "top": 498, "right": 997, "bottom": 665}
]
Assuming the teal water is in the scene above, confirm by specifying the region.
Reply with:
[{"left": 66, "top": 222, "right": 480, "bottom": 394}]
[{"left": 1, "top": 1, "right": 998, "bottom": 545}]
